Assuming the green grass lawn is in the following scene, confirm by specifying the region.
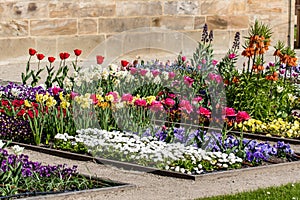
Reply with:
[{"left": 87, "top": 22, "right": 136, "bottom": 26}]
[{"left": 197, "top": 182, "right": 300, "bottom": 200}]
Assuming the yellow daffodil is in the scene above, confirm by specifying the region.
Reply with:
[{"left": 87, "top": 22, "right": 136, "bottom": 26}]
[
  {"left": 24, "top": 100, "right": 32, "bottom": 107},
  {"left": 105, "top": 94, "right": 114, "bottom": 102},
  {"left": 61, "top": 100, "right": 70, "bottom": 109},
  {"left": 145, "top": 96, "right": 156, "bottom": 105},
  {"left": 46, "top": 96, "right": 57, "bottom": 107},
  {"left": 36, "top": 93, "right": 44, "bottom": 103}
]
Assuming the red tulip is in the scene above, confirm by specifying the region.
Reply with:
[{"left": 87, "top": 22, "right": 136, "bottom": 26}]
[
  {"left": 74, "top": 49, "right": 82, "bottom": 56},
  {"left": 48, "top": 56, "right": 55, "bottom": 63},
  {"left": 59, "top": 52, "right": 70, "bottom": 60},
  {"left": 121, "top": 60, "right": 129, "bottom": 67},
  {"left": 36, "top": 53, "right": 45, "bottom": 60},
  {"left": 29, "top": 48, "right": 37, "bottom": 56},
  {"left": 96, "top": 55, "right": 104, "bottom": 64}
]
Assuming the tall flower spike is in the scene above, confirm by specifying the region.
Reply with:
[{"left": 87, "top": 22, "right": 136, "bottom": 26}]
[
  {"left": 232, "top": 32, "right": 240, "bottom": 49},
  {"left": 209, "top": 30, "right": 214, "bottom": 42},
  {"left": 201, "top": 24, "right": 208, "bottom": 42}
]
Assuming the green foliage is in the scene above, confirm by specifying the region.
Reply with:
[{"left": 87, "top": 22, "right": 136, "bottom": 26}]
[{"left": 197, "top": 182, "right": 300, "bottom": 200}]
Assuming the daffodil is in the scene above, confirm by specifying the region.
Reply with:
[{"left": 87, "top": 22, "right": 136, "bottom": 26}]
[
  {"left": 24, "top": 100, "right": 32, "bottom": 107},
  {"left": 46, "top": 96, "right": 57, "bottom": 107},
  {"left": 145, "top": 96, "right": 156, "bottom": 105},
  {"left": 105, "top": 94, "right": 114, "bottom": 102}
]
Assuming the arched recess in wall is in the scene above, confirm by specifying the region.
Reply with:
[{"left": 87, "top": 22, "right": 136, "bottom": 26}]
[{"left": 83, "top": 27, "right": 199, "bottom": 67}]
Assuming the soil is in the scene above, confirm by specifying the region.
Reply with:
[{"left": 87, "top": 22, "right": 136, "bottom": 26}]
[{"left": 23, "top": 148, "right": 300, "bottom": 200}]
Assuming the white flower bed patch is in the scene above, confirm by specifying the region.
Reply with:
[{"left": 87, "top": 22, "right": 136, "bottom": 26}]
[{"left": 55, "top": 129, "right": 243, "bottom": 175}]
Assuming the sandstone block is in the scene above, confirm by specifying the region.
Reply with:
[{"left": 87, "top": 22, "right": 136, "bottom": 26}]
[
  {"left": 151, "top": 16, "right": 194, "bottom": 30},
  {"left": 194, "top": 16, "right": 206, "bottom": 30},
  {"left": 36, "top": 38, "right": 57, "bottom": 57},
  {"left": 211, "top": 30, "right": 230, "bottom": 54},
  {"left": 164, "top": 1, "right": 200, "bottom": 15},
  {"left": 79, "top": 19, "right": 98, "bottom": 35},
  {"left": 78, "top": 2, "right": 115, "bottom": 17},
  {"left": 228, "top": 0, "right": 247, "bottom": 15},
  {"left": 116, "top": 1, "right": 162, "bottom": 16},
  {"left": 98, "top": 17, "right": 150, "bottom": 33},
  {"left": 49, "top": 2, "right": 115, "bottom": 18},
  {"left": 201, "top": 0, "right": 229, "bottom": 15},
  {"left": 207, "top": 16, "right": 228, "bottom": 30},
  {"left": 0, "top": 38, "right": 36, "bottom": 62},
  {"left": 228, "top": 16, "right": 249, "bottom": 29},
  {"left": 0, "top": 20, "right": 28, "bottom": 37},
  {"left": 49, "top": 3, "right": 79, "bottom": 18},
  {"left": 0, "top": 2, "right": 48, "bottom": 19},
  {"left": 122, "top": 32, "right": 165, "bottom": 55},
  {"left": 30, "top": 19, "right": 77, "bottom": 36}
]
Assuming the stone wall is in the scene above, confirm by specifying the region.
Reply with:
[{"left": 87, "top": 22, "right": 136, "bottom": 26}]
[{"left": 0, "top": 0, "right": 295, "bottom": 82}]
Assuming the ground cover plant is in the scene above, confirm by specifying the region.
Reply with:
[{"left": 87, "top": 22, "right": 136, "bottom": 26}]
[
  {"left": 0, "top": 20, "right": 299, "bottom": 181},
  {"left": 197, "top": 182, "right": 300, "bottom": 200},
  {"left": 0, "top": 140, "right": 121, "bottom": 198}
]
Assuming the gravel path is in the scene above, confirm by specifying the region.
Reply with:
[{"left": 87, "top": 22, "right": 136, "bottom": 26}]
[{"left": 22, "top": 149, "right": 300, "bottom": 200}]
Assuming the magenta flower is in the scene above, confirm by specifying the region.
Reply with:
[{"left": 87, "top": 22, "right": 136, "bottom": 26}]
[
  {"left": 168, "top": 71, "right": 176, "bottom": 79},
  {"left": 168, "top": 93, "right": 176, "bottom": 98},
  {"left": 181, "top": 56, "right": 187, "bottom": 62},
  {"left": 236, "top": 111, "right": 250, "bottom": 123},
  {"left": 197, "top": 107, "right": 211, "bottom": 117},
  {"left": 130, "top": 67, "right": 137, "bottom": 75},
  {"left": 90, "top": 94, "right": 98, "bottom": 105},
  {"left": 202, "top": 59, "right": 207, "bottom": 64},
  {"left": 215, "top": 74, "right": 222, "bottom": 83},
  {"left": 52, "top": 86, "right": 61, "bottom": 95},
  {"left": 192, "top": 96, "right": 203, "bottom": 104},
  {"left": 292, "top": 72, "right": 299, "bottom": 77},
  {"left": 179, "top": 100, "right": 193, "bottom": 114},
  {"left": 151, "top": 70, "right": 160, "bottom": 77},
  {"left": 208, "top": 73, "right": 222, "bottom": 83},
  {"left": 212, "top": 59, "right": 218, "bottom": 66},
  {"left": 106, "top": 91, "right": 118, "bottom": 103},
  {"left": 208, "top": 73, "right": 215, "bottom": 81},
  {"left": 134, "top": 99, "right": 147, "bottom": 107},
  {"left": 70, "top": 91, "right": 79, "bottom": 99},
  {"left": 228, "top": 53, "right": 236, "bottom": 59},
  {"left": 164, "top": 98, "right": 175, "bottom": 107},
  {"left": 121, "top": 93, "right": 133, "bottom": 103},
  {"left": 140, "top": 69, "right": 148, "bottom": 76},
  {"left": 150, "top": 100, "right": 164, "bottom": 111},
  {"left": 225, "top": 107, "right": 236, "bottom": 116},
  {"left": 184, "top": 76, "right": 194, "bottom": 87},
  {"left": 269, "top": 62, "right": 275, "bottom": 67}
]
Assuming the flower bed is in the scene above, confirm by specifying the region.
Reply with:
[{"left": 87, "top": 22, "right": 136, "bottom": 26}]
[
  {"left": 0, "top": 20, "right": 299, "bottom": 187},
  {"left": 0, "top": 140, "right": 129, "bottom": 199}
]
